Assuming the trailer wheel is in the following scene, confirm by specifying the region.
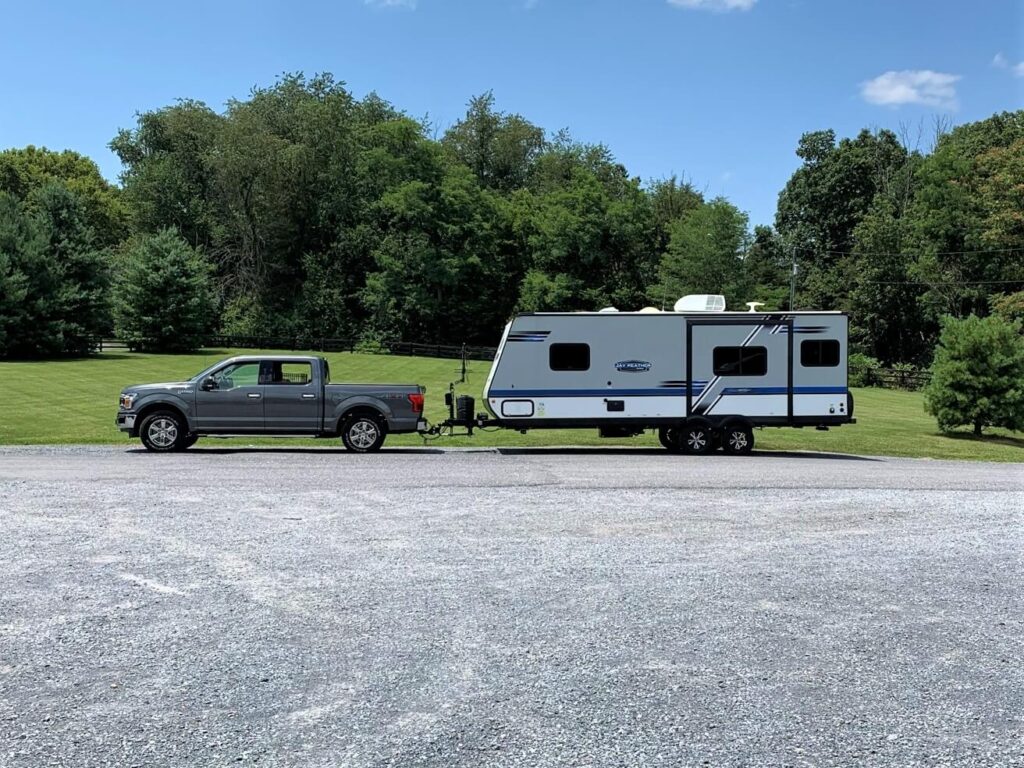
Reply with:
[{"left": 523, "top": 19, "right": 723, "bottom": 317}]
[
  {"left": 341, "top": 413, "right": 387, "bottom": 453},
  {"left": 682, "top": 422, "right": 715, "bottom": 455},
  {"left": 658, "top": 427, "right": 683, "bottom": 453},
  {"left": 722, "top": 424, "right": 754, "bottom": 455}
]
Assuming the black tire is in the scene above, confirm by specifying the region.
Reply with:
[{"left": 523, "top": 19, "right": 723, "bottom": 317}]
[
  {"left": 658, "top": 426, "right": 683, "bottom": 453},
  {"left": 682, "top": 422, "right": 715, "bottom": 455},
  {"left": 341, "top": 413, "right": 387, "bottom": 453},
  {"left": 721, "top": 424, "right": 755, "bottom": 455},
  {"left": 139, "top": 410, "right": 188, "bottom": 452}
]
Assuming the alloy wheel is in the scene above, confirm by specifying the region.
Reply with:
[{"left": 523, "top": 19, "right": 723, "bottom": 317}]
[
  {"left": 348, "top": 420, "right": 379, "bottom": 450},
  {"left": 148, "top": 417, "right": 178, "bottom": 449}
]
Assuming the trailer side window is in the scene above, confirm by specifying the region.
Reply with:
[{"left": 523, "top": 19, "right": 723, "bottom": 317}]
[
  {"left": 713, "top": 346, "right": 767, "bottom": 376},
  {"left": 801, "top": 339, "right": 840, "bottom": 367},
  {"left": 549, "top": 343, "right": 590, "bottom": 371}
]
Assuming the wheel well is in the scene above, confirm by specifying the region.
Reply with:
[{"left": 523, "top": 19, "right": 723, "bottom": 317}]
[
  {"left": 338, "top": 406, "right": 387, "bottom": 433},
  {"left": 717, "top": 417, "right": 753, "bottom": 432},
  {"left": 135, "top": 402, "right": 188, "bottom": 430}
]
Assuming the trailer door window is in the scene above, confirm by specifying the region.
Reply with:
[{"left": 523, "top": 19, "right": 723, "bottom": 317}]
[
  {"left": 713, "top": 346, "right": 767, "bottom": 376},
  {"left": 549, "top": 343, "right": 590, "bottom": 371},
  {"left": 801, "top": 339, "right": 840, "bottom": 367}
]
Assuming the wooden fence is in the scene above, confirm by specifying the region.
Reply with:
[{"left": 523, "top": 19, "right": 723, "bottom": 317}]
[{"left": 96, "top": 336, "right": 499, "bottom": 362}]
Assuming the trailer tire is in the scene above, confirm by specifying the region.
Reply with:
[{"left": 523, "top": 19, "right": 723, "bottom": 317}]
[
  {"left": 721, "top": 424, "right": 754, "bottom": 455},
  {"left": 682, "top": 421, "right": 715, "bottom": 455},
  {"left": 658, "top": 426, "right": 683, "bottom": 453},
  {"left": 341, "top": 412, "right": 387, "bottom": 453}
]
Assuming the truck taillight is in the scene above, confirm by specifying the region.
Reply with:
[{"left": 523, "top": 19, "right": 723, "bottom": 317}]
[{"left": 408, "top": 393, "right": 424, "bottom": 414}]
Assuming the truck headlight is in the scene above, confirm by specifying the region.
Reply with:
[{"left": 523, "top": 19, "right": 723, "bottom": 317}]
[{"left": 120, "top": 393, "right": 137, "bottom": 410}]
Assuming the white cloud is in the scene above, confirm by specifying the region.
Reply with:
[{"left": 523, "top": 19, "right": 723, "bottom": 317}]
[
  {"left": 860, "top": 70, "right": 961, "bottom": 110},
  {"left": 364, "top": 0, "right": 416, "bottom": 8},
  {"left": 992, "top": 52, "right": 1024, "bottom": 77},
  {"left": 667, "top": 0, "right": 757, "bottom": 12}
]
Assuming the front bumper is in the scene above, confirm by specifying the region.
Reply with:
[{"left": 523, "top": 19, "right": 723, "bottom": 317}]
[{"left": 116, "top": 412, "right": 137, "bottom": 434}]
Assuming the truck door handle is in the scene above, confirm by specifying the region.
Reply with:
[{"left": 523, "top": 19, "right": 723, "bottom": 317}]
[
  {"left": 247, "top": 393, "right": 262, "bottom": 399},
  {"left": 301, "top": 393, "right": 316, "bottom": 399}
]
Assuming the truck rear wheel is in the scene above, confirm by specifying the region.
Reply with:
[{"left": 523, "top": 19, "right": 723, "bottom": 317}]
[
  {"left": 341, "top": 413, "right": 387, "bottom": 453},
  {"left": 139, "top": 410, "right": 188, "bottom": 452}
]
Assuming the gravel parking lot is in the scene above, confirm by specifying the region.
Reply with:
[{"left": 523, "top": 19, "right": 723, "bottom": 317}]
[{"left": 1, "top": 445, "right": 1022, "bottom": 767}]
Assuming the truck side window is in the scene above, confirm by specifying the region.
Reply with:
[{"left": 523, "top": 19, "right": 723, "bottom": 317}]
[
  {"left": 801, "top": 339, "right": 840, "bottom": 367},
  {"left": 265, "top": 362, "right": 313, "bottom": 385},
  {"left": 213, "top": 362, "right": 261, "bottom": 390},
  {"left": 713, "top": 346, "right": 767, "bottom": 376},
  {"left": 549, "top": 343, "right": 590, "bottom": 371}
]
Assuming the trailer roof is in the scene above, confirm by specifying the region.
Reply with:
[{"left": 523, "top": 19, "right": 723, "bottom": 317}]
[{"left": 517, "top": 310, "right": 846, "bottom": 317}]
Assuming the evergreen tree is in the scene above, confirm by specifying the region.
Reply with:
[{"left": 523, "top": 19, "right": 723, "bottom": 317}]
[
  {"left": 113, "top": 229, "right": 217, "bottom": 352},
  {"left": 923, "top": 315, "right": 1024, "bottom": 435}
]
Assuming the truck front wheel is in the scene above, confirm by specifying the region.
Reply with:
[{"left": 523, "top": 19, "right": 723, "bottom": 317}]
[
  {"left": 341, "top": 413, "right": 387, "bottom": 453},
  {"left": 139, "top": 410, "right": 188, "bottom": 452}
]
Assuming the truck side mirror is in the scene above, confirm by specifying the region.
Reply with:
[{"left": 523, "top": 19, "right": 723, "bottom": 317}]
[{"left": 201, "top": 376, "right": 217, "bottom": 391}]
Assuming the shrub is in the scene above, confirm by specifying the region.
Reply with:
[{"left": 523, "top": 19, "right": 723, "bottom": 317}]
[
  {"left": 848, "top": 352, "right": 882, "bottom": 388},
  {"left": 112, "top": 229, "right": 217, "bottom": 352},
  {"left": 923, "top": 315, "right": 1024, "bottom": 436}
]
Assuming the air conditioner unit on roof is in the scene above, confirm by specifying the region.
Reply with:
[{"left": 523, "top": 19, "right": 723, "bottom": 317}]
[{"left": 674, "top": 294, "right": 726, "bottom": 312}]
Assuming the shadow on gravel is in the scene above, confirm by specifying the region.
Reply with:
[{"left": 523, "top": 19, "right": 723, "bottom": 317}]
[
  {"left": 125, "top": 447, "right": 448, "bottom": 455},
  {"left": 494, "top": 447, "right": 882, "bottom": 461},
  {"left": 124, "top": 446, "right": 881, "bottom": 461}
]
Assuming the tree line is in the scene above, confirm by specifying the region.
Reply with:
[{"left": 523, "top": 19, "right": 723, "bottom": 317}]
[{"left": 1, "top": 73, "right": 1022, "bottom": 365}]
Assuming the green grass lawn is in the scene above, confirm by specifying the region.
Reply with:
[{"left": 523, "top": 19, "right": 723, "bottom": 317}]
[{"left": 1, "top": 349, "right": 1021, "bottom": 461}]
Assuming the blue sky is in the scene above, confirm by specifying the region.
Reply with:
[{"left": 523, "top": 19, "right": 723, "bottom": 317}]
[{"left": 1, "top": 0, "right": 1021, "bottom": 226}]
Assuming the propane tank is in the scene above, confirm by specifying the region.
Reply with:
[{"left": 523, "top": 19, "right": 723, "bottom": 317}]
[{"left": 456, "top": 395, "right": 475, "bottom": 425}]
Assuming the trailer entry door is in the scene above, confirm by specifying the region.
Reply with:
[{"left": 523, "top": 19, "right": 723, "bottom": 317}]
[{"left": 686, "top": 317, "right": 793, "bottom": 421}]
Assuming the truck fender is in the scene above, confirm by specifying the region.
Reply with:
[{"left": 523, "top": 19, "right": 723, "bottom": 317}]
[
  {"left": 133, "top": 394, "right": 196, "bottom": 432},
  {"left": 330, "top": 395, "right": 393, "bottom": 431}
]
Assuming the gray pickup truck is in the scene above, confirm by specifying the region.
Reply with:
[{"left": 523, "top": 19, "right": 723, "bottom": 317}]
[{"left": 116, "top": 355, "right": 426, "bottom": 452}]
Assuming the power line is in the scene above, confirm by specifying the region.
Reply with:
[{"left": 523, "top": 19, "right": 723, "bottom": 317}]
[
  {"left": 860, "top": 279, "right": 1024, "bottom": 286},
  {"left": 807, "top": 246, "right": 1024, "bottom": 258}
]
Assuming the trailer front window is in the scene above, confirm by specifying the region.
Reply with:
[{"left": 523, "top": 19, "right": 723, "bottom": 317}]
[
  {"left": 801, "top": 339, "right": 840, "bottom": 367},
  {"left": 713, "top": 346, "right": 767, "bottom": 376},
  {"left": 550, "top": 343, "right": 590, "bottom": 371}
]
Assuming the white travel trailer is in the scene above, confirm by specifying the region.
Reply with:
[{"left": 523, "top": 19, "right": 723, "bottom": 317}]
[{"left": 477, "top": 298, "right": 854, "bottom": 453}]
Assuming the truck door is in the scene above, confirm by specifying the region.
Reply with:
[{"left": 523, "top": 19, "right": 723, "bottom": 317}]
[
  {"left": 195, "top": 361, "right": 265, "bottom": 431},
  {"left": 687, "top": 318, "right": 792, "bottom": 420},
  {"left": 262, "top": 360, "right": 320, "bottom": 432}
]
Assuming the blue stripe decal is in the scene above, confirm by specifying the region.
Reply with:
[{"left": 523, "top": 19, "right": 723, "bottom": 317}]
[
  {"left": 489, "top": 388, "right": 691, "bottom": 397},
  {"left": 721, "top": 387, "right": 847, "bottom": 395},
  {"left": 488, "top": 386, "right": 847, "bottom": 398}
]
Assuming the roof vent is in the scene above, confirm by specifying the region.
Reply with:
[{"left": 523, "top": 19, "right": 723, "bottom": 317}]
[{"left": 674, "top": 294, "right": 726, "bottom": 312}]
